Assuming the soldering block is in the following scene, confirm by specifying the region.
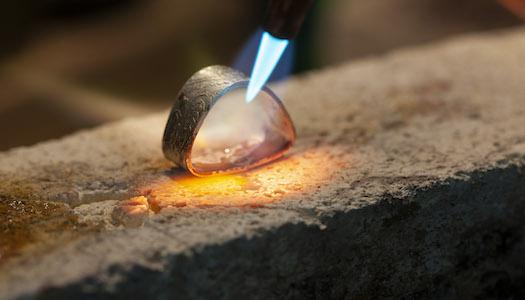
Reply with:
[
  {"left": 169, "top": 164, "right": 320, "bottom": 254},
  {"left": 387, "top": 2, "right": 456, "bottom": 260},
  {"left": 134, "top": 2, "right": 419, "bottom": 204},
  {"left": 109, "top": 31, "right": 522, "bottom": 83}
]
[{"left": 2, "top": 27, "right": 525, "bottom": 299}]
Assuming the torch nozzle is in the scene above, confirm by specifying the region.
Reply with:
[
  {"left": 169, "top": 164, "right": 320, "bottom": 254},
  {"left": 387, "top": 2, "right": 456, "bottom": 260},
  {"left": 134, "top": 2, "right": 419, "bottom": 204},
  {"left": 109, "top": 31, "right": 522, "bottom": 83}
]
[{"left": 246, "top": 32, "right": 289, "bottom": 103}]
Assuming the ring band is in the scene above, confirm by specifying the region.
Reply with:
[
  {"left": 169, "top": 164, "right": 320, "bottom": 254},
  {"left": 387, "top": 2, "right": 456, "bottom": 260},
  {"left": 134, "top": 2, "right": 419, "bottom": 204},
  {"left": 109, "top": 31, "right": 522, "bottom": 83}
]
[{"left": 162, "top": 65, "right": 295, "bottom": 176}]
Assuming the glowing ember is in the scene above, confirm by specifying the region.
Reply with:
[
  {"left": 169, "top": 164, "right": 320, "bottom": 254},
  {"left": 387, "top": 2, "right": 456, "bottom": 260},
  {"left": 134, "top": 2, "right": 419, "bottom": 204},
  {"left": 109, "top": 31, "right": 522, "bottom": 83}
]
[{"left": 189, "top": 87, "right": 295, "bottom": 175}]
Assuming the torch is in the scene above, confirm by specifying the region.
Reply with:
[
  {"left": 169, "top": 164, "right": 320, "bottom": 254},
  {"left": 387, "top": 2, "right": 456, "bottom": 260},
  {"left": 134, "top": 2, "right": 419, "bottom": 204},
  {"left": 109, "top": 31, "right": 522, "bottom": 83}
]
[{"left": 246, "top": 0, "right": 315, "bottom": 102}]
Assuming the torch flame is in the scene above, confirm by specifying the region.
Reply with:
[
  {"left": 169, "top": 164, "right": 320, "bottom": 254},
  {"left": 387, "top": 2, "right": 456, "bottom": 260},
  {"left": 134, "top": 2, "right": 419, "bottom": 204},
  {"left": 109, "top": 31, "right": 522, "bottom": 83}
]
[{"left": 246, "top": 32, "right": 289, "bottom": 102}]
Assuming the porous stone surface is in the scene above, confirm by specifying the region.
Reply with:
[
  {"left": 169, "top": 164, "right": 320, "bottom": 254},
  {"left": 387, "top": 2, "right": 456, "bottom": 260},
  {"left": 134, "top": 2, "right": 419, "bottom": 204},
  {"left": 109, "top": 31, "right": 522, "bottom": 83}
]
[{"left": 2, "top": 28, "right": 525, "bottom": 299}]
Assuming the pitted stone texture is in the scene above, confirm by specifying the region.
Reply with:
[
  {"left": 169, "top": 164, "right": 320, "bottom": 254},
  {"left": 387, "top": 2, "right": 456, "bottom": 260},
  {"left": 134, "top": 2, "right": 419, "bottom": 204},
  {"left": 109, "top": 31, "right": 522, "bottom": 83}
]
[{"left": 1, "top": 28, "right": 525, "bottom": 299}]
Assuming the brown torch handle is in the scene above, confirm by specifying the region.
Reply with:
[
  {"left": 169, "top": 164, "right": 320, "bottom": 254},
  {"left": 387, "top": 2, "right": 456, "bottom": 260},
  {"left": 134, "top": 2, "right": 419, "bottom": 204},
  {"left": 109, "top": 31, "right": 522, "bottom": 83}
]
[{"left": 263, "top": 0, "right": 315, "bottom": 40}]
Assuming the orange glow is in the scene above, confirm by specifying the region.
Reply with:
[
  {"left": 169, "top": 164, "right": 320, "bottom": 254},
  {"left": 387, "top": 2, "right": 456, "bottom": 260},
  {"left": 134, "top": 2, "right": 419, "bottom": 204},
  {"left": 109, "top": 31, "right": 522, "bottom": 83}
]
[
  {"left": 142, "top": 146, "right": 347, "bottom": 211},
  {"left": 175, "top": 175, "right": 248, "bottom": 194}
]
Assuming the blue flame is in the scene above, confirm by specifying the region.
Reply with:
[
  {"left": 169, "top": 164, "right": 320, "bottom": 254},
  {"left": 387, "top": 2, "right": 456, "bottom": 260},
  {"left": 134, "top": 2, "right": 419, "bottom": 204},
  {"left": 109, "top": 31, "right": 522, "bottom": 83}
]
[
  {"left": 246, "top": 32, "right": 289, "bottom": 102},
  {"left": 232, "top": 29, "right": 294, "bottom": 83}
]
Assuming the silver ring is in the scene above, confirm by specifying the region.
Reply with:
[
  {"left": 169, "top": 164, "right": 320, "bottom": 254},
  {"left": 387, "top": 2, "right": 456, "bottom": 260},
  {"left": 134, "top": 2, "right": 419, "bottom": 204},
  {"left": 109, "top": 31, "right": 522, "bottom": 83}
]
[{"left": 162, "top": 65, "right": 296, "bottom": 176}]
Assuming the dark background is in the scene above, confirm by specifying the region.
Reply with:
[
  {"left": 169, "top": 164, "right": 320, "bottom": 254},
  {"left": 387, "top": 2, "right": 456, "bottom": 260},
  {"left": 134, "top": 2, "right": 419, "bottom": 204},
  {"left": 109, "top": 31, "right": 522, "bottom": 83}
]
[{"left": 0, "top": 0, "right": 522, "bottom": 150}]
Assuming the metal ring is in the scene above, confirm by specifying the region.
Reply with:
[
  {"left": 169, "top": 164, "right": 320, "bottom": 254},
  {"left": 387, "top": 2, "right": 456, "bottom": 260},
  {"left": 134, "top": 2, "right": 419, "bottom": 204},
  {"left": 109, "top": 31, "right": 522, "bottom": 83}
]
[{"left": 162, "top": 65, "right": 296, "bottom": 176}]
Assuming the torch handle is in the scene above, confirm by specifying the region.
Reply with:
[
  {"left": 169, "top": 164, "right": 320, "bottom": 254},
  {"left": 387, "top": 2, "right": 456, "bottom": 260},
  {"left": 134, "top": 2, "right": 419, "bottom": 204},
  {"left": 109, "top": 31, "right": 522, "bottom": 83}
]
[{"left": 263, "top": 0, "right": 315, "bottom": 40}]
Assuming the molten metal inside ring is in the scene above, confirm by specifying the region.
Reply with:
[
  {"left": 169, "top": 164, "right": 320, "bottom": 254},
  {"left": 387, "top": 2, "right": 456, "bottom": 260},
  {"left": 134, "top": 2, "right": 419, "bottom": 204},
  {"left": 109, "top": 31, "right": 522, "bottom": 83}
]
[{"left": 162, "top": 66, "right": 295, "bottom": 176}]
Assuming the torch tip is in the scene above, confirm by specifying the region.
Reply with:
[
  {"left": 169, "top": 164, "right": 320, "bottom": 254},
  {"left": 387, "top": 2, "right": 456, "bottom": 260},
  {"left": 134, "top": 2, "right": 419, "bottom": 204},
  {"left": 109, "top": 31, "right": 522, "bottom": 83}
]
[{"left": 245, "top": 81, "right": 260, "bottom": 103}]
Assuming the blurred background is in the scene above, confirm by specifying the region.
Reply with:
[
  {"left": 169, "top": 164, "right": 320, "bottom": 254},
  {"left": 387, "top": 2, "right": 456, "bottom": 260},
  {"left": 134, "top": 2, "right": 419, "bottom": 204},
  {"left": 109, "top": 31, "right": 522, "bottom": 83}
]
[{"left": 0, "top": 0, "right": 523, "bottom": 151}]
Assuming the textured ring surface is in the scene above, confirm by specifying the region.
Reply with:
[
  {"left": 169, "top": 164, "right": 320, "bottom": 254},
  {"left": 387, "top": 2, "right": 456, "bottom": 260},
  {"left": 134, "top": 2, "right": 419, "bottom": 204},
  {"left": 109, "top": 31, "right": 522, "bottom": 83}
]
[{"left": 162, "top": 65, "right": 295, "bottom": 176}]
